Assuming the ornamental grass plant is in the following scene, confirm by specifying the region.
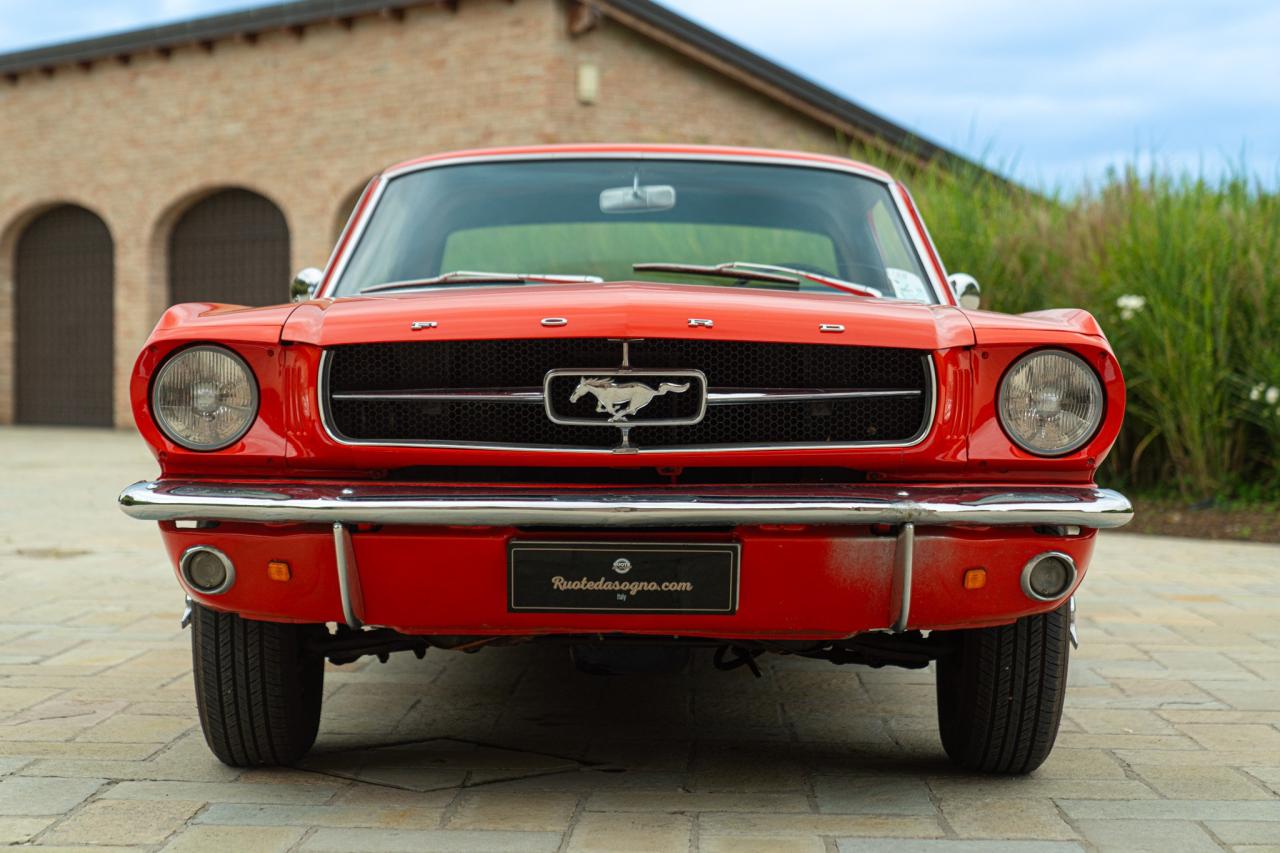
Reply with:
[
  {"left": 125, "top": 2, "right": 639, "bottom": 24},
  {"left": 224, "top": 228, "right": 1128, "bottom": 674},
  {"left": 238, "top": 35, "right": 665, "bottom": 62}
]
[{"left": 857, "top": 145, "right": 1280, "bottom": 500}]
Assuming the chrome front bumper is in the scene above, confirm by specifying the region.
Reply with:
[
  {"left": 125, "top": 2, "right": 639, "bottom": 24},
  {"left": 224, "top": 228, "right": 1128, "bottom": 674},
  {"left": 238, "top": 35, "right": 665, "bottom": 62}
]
[
  {"left": 119, "top": 481, "right": 1133, "bottom": 530},
  {"left": 122, "top": 480, "right": 1130, "bottom": 634}
]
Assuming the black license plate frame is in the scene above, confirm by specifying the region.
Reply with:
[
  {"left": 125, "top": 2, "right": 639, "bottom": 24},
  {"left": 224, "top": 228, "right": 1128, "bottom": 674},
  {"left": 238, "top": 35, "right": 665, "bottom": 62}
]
[{"left": 508, "top": 541, "right": 740, "bottom": 614}]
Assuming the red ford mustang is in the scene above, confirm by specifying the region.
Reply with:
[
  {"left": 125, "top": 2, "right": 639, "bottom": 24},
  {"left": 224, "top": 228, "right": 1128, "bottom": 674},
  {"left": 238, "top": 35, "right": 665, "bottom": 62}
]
[{"left": 119, "top": 145, "right": 1131, "bottom": 773}]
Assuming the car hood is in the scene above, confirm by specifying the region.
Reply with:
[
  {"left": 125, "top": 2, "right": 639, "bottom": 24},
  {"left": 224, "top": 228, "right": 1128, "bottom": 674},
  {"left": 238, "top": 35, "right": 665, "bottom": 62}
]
[{"left": 281, "top": 281, "right": 977, "bottom": 350}]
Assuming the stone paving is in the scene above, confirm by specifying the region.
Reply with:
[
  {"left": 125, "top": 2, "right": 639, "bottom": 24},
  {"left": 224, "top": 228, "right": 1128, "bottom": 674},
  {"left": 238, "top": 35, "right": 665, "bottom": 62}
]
[{"left": 0, "top": 425, "right": 1278, "bottom": 852}]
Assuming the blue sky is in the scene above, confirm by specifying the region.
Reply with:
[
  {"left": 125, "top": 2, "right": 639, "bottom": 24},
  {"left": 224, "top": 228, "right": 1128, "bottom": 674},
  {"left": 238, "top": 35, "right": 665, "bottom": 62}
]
[{"left": 1, "top": 0, "right": 1276, "bottom": 189}]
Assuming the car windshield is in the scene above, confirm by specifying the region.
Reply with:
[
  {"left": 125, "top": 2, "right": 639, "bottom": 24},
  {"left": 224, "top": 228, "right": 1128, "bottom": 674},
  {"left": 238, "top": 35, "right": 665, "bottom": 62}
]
[{"left": 332, "top": 158, "right": 937, "bottom": 302}]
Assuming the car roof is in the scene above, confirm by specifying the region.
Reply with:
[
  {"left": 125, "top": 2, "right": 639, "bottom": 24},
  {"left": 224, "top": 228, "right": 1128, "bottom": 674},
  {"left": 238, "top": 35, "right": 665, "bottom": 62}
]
[{"left": 381, "top": 144, "right": 896, "bottom": 183}]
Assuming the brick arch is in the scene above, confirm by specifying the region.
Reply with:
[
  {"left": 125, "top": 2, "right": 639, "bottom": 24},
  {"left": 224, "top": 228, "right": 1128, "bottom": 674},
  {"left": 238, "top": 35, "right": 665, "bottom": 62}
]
[
  {"left": 160, "top": 187, "right": 292, "bottom": 308},
  {"left": 3, "top": 202, "right": 116, "bottom": 425}
]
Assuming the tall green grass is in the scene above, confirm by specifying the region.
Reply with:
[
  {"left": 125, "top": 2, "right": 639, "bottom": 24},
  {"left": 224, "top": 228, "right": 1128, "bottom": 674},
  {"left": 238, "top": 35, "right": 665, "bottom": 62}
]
[{"left": 858, "top": 146, "right": 1280, "bottom": 499}]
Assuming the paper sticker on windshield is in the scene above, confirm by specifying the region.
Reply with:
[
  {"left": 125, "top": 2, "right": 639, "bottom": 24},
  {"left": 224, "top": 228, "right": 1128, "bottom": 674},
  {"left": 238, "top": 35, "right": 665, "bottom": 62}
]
[{"left": 886, "top": 268, "right": 929, "bottom": 302}]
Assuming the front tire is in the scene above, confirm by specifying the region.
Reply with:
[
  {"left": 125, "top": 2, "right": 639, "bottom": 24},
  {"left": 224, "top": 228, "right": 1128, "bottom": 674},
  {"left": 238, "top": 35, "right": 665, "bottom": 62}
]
[
  {"left": 935, "top": 603, "right": 1070, "bottom": 774},
  {"left": 191, "top": 603, "right": 325, "bottom": 767}
]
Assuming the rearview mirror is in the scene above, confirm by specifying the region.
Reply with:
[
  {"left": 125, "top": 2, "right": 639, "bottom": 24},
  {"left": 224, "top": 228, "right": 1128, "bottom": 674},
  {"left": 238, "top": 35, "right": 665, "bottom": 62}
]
[
  {"left": 600, "top": 181, "right": 676, "bottom": 214},
  {"left": 291, "top": 267, "right": 323, "bottom": 302},
  {"left": 948, "top": 273, "right": 982, "bottom": 310}
]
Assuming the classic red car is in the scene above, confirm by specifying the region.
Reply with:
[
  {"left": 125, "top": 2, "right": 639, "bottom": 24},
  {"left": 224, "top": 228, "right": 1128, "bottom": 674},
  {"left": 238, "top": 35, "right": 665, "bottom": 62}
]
[{"left": 120, "top": 144, "right": 1131, "bottom": 773}]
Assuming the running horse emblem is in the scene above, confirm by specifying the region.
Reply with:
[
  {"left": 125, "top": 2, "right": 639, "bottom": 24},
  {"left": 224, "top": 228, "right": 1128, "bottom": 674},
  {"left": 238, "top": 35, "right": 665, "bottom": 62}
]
[{"left": 569, "top": 377, "right": 691, "bottom": 423}]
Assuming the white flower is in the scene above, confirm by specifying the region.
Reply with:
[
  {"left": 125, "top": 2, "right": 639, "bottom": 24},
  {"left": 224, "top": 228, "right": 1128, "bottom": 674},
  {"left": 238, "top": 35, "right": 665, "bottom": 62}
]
[
  {"left": 1267, "top": 386, "right": 1280, "bottom": 406},
  {"left": 1115, "top": 294, "right": 1146, "bottom": 321},
  {"left": 1251, "top": 383, "right": 1266, "bottom": 401}
]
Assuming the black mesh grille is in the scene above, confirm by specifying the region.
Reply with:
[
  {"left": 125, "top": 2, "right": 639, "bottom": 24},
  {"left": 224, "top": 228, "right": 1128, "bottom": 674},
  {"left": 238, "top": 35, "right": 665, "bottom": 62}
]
[
  {"left": 327, "top": 339, "right": 622, "bottom": 391},
  {"left": 324, "top": 339, "right": 932, "bottom": 449}
]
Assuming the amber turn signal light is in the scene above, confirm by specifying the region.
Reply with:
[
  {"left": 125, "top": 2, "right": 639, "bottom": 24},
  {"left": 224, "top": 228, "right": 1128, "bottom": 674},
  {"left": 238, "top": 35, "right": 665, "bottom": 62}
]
[
  {"left": 267, "top": 561, "right": 291, "bottom": 582},
  {"left": 963, "top": 568, "right": 987, "bottom": 590}
]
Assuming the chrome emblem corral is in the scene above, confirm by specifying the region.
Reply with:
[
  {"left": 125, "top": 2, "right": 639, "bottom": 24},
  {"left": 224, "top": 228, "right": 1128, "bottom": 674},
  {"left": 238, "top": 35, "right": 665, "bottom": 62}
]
[
  {"left": 543, "top": 368, "right": 708, "bottom": 432},
  {"left": 570, "top": 377, "right": 690, "bottom": 422},
  {"left": 612, "top": 558, "right": 632, "bottom": 574}
]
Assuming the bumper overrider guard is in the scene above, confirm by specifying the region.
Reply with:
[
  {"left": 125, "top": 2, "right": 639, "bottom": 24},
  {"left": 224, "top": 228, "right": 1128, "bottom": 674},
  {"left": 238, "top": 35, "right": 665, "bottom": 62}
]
[{"left": 119, "top": 482, "right": 1132, "bottom": 632}]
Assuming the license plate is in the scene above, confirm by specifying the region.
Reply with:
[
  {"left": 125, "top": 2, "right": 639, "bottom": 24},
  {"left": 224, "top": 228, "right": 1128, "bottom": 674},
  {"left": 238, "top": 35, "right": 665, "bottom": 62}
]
[{"left": 508, "top": 541, "right": 740, "bottom": 614}]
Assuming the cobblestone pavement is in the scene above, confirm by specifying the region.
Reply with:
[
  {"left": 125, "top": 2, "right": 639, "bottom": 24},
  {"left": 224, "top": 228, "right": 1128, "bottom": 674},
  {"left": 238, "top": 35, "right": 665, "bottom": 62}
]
[{"left": 1, "top": 426, "right": 1278, "bottom": 852}]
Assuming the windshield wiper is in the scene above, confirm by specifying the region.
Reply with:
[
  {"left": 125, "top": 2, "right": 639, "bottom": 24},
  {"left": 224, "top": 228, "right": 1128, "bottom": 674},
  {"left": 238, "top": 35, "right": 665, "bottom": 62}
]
[
  {"left": 359, "top": 271, "right": 604, "bottom": 295},
  {"left": 633, "top": 261, "right": 883, "bottom": 298}
]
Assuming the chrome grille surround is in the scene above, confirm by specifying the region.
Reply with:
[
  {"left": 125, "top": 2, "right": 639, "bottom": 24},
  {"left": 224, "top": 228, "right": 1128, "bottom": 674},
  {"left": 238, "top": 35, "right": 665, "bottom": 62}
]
[{"left": 318, "top": 339, "right": 937, "bottom": 453}]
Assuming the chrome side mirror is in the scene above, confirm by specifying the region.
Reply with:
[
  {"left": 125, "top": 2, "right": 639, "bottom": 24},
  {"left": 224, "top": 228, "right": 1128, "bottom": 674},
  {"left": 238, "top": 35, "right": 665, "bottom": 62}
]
[
  {"left": 948, "top": 273, "right": 982, "bottom": 310},
  {"left": 290, "top": 267, "right": 323, "bottom": 302}
]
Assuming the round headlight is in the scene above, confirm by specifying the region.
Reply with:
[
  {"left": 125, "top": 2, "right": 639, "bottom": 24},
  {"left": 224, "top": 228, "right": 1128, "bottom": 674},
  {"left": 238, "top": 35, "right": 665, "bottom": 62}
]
[
  {"left": 152, "top": 346, "right": 258, "bottom": 450},
  {"left": 998, "top": 349, "right": 1103, "bottom": 456}
]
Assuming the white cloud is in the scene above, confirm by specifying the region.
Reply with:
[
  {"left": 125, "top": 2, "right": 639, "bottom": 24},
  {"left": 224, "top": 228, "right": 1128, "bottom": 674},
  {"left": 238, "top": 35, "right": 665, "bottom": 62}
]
[{"left": 663, "top": 0, "right": 1280, "bottom": 186}]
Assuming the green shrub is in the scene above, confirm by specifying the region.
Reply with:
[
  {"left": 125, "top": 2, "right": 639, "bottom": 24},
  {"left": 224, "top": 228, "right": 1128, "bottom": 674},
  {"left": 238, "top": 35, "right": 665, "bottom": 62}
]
[{"left": 854, "top": 145, "right": 1280, "bottom": 499}]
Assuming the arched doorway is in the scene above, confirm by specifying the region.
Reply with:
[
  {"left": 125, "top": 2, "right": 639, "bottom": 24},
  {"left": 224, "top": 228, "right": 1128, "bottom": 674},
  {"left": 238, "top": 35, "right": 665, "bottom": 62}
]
[
  {"left": 15, "top": 205, "right": 114, "bottom": 426},
  {"left": 168, "top": 188, "right": 289, "bottom": 307}
]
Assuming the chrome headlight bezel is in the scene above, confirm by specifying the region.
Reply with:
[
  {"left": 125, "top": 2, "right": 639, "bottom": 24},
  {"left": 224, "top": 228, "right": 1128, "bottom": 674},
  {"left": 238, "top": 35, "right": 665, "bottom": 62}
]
[
  {"left": 997, "top": 348, "right": 1104, "bottom": 457},
  {"left": 151, "top": 345, "right": 259, "bottom": 451}
]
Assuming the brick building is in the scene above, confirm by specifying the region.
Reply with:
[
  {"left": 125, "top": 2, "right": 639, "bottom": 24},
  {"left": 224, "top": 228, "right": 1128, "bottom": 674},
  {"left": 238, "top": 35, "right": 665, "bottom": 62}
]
[{"left": 0, "top": 0, "right": 963, "bottom": 428}]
